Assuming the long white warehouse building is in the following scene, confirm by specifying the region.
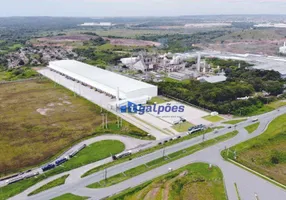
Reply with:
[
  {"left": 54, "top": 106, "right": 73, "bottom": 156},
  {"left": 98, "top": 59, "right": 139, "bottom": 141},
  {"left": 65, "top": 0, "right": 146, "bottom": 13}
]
[{"left": 48, "top": 60, "right": 158, "bottom": 100}]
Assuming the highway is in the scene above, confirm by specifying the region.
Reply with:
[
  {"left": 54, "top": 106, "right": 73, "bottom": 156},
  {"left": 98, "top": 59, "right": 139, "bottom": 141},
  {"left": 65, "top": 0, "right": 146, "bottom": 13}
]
[
  {"left": 9, "top": 107, "right": 286, "bottom": 200},
  {"left": 0, "top": 135, "right": 152, "bottom": 187}
]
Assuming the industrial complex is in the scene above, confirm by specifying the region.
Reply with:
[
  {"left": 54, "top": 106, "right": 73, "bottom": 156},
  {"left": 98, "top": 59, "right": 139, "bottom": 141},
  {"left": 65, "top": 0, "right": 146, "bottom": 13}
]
[
  {"left": 48, "top": 60, "right": 158, "bottom": 102},
  {"left": 2, "top": 13, "right": 286, "bottom": 200}
]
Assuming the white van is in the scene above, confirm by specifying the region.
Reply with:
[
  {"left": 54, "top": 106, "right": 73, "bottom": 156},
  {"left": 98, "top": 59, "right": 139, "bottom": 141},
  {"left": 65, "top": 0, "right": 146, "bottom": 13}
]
[{"left": 252, "top": 118, "right": 258, "bottom": 122}]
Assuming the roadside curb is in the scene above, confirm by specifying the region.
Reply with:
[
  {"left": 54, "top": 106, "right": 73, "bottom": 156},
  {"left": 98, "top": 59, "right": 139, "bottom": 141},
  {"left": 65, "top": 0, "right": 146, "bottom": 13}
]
[{"left": 228, "top": 159, "right": 286, "bottom": 190}]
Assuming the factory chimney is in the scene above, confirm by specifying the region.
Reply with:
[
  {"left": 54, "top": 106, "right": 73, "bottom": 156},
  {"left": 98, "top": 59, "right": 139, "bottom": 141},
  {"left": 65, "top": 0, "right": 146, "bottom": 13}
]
[
  {"left": 203, "top": 66, "right": 206, "bottom": 74},
  {"left": 197, "top": 53, "right": 201, "bottom": 72}
]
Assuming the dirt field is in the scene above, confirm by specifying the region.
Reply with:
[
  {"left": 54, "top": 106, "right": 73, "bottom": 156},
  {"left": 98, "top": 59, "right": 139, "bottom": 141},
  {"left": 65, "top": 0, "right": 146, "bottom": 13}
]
[
  {"left": 104, "top": 37, "right": 161, "bottom": 47},
  {"left": 201, "top": 28, "right": 286, "bottom": 55},
  {"left": 36, "top": 35, "right": 98, "bottom": 43},
  {"left": 0, "top": 79, "right": 147, "bottom": 175},
  {"left": 31, "top": 34, "right": 99, "bottom": 48},
  {"left": 110, "top": 163, "right": 226, "bottom": 200},
  {"left": 94, "top": 29, "right": 182, "bottom": 38}
]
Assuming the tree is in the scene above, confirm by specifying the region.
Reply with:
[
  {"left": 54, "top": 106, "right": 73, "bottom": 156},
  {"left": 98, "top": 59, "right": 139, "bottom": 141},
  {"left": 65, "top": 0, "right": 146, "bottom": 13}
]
[{"left": 264, "top": 81, "right": 284, "bottom": 95}]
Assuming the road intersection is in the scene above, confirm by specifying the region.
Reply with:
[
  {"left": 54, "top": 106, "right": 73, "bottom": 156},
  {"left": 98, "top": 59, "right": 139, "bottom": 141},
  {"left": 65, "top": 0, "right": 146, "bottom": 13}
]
[{"left": 9, "top": 107, "right": 286, "bottom": 200}]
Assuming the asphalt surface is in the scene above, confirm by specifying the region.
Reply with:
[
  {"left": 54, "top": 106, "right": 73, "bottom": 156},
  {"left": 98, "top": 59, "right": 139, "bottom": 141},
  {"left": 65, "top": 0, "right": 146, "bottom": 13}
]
[
  {"left": 0, "top": 135, "right": 151, "bottom": 187},
  {"left": 9, "top": 107, "right": 286, "bottom": 200}
]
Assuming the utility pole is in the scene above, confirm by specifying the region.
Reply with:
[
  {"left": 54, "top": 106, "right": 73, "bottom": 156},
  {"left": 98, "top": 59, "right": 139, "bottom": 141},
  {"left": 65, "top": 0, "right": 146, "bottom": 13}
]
[
  {"left": 254, "top": 193, "right": 259, "bottom": 200},
  {"left": 102, "top": 114, "right": 105, "bottom": 129},
  {"left": 202, "top": 133, "right": 205, "bottom": 142},
  {"left": 162, "top": 148, "right": 166, "bottom": 158},
  {"left": 73, "top": 82, "right": 76, "bottom": 97},
  {"left": 117, "top": 116, "right": 119, "bottom": 128},
  {"left": 105, "top": 114, "right": 108, "bottom": 129},
  {"left": 104, "top": 168, "right": 107, "bottom": 183}
]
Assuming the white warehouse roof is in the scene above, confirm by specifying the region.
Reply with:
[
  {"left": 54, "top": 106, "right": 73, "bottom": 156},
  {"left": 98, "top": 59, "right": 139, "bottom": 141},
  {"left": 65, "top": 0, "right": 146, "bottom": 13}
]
[
  {"left": 48, "top": 60, "right": 157, "bottom": 99},
  {"left": 198, "top": 75, "right": 227, "bottom": 83}
]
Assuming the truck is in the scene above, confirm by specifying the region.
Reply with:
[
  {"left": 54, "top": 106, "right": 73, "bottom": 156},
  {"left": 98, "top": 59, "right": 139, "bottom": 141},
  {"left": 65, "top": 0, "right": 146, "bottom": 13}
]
[
  {"left": 55, "top": 157, "right": 68, "bottom": 166},
  {"left": 24, "top": 172, "right": 39, "bottom": 179},
  {"left": 188, "top": 124, "right": 206, "bottom": 134},
  {"left": 69, "top": 144, "right": 87, "bottom": 158},
  {"left": 6, "top": 176, "right": 24, "bottom": 184},
  {"left": 41, "top": 163, "right": 55, "bottom": 172},
  {"left": 112, "top": 151, "right": 132, "bottom": 160}
]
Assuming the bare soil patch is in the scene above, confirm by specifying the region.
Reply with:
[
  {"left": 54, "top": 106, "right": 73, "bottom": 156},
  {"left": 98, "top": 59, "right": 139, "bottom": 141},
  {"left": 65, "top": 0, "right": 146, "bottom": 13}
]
[
  {"left": 104, "top": 37, "right": 161, "bottom": 47},
  {"left": 0, "top": 79, "right": 115, "bottom": 175}
]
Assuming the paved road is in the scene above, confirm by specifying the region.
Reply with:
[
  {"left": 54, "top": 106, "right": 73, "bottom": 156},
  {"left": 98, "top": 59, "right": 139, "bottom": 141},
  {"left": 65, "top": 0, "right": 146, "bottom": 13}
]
[
  {"left": 9, "top": 107, "right": 286, "bottom": 200},
  {"left": 0, "top": 135, "right": 151, "bottom": 187}
]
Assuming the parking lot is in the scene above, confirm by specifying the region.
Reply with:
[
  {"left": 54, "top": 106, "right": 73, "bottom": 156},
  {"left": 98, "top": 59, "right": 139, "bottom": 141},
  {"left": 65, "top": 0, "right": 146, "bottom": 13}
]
[{"left": 148, "top": 101, "right": 211, "bottom": 126}]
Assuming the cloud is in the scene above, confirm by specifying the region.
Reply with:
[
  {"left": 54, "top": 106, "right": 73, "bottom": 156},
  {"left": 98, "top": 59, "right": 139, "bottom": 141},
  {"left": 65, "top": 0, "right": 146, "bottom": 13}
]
[{"left": 1, "top": 0, "right": 286, "bottom": 17}]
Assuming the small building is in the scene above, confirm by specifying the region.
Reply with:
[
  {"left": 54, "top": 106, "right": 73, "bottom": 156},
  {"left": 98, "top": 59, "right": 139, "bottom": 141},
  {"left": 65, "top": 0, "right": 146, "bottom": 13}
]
[
  {"left": 120, "top": 57, "right": 138, "bottom": 66},
  {"left": 197, "top": 75, "right": 227, "bottom": 83},
  {"left": 169, "top": 72, "right": 190, "bottom": 81},
  {"left": 79, "top": 22, "right": 113, "bottom": 26}
]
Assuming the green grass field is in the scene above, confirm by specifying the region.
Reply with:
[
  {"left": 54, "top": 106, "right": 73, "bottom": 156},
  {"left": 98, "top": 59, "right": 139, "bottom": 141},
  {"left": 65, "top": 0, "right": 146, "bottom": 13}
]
[
  {"left": 245, "top": 105, "right": 274, "bottom": 116},
  {"left": 172, "top": 121, "right": 194, "bottom": 132},
  {"left": 0, "top": 140, "right": 124, "bottom": 200},
  {"left": 0, "top": 79, "right": 150, "bottom": 177},
  {"left": 245, "top": 100, "right": 286, "bottom": 117},
  {"left": 147, "top": 96, "right": 170, "bottom": 104},
  {"left": 223, "top": 119, "right": 246, "bottom": 125},
  {"left": 267, "top": 100, "right": 286, "bottom": 109},
  {"left": 87, "top": 131, "right": 238, "bottom": 188},
  {"left": 108, "top": 163, "right": 226, "bottom": 200},
  {"left": 28, "top": 174, "right": 69, "bottom": 196},
  {"left": 222, "top": 114, "right": 286, "bottom": 185},
  {"left": 0, "top": 67, "right": 38, "bottom": 81},
  {"left": 245, "top": 122, "right": 260, "bottom": 134},
  {"left": 52, "top": 193, "right": 88, "bottom": 200},
  {"left": 42, "top": 140, "right": 125, "bottom": 176},
  {"left": 203, "top": 115, "right": 224, "bottom": 123},
  {"left": 164, "top": 77, "right": 190, "bottom": 84},
  {"left": 0, "top": 71, "right": 7, "bottom": 80}
]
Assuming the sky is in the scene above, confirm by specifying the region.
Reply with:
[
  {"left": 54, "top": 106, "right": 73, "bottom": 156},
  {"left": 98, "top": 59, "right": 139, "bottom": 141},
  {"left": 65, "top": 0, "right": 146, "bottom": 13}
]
[{"left": 0, "top": 0, "right": 286, "bottom": 17}]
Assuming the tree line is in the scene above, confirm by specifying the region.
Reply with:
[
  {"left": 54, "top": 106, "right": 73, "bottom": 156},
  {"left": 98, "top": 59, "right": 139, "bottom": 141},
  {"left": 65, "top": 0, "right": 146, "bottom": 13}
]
[{"left": 152, "top": 65, "right": 285, "bottom": 116}]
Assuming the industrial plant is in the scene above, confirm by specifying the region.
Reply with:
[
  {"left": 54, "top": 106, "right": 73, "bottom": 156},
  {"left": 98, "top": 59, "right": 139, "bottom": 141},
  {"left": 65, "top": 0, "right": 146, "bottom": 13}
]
[{"left": 120, "top": 52, "right": 227, "bottom": 83}]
